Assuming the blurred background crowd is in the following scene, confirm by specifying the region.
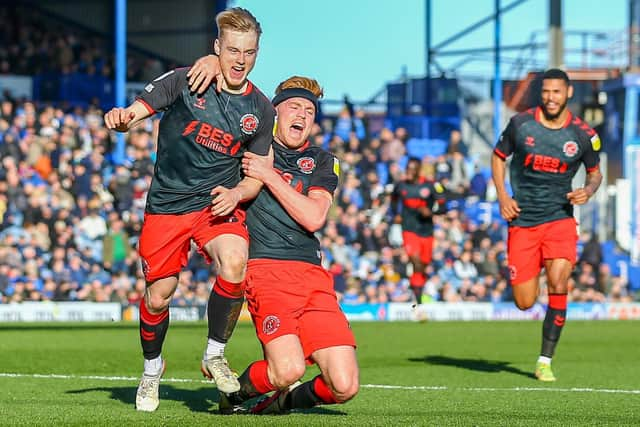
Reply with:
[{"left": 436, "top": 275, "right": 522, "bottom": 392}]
[
  {"left": 0, "top": 4, "right": 637, "bottom": 307},
  {"left": 0, "top": 97, "right": 634, "bottom": 306}
]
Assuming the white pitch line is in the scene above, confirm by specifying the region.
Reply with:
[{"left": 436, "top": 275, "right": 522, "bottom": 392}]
[
  {"left": 362, "top": 384, "right": 640, "bottom": 395},
  {"left": 1, "top": 373, "right": 639, "bottom": 395}
]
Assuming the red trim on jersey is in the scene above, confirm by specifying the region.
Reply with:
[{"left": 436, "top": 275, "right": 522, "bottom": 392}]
[
  {"left": 561, "top": 110, "right": 573, "bottom": 128},
  {"left": 297, "top": 141, "right": 311, "bottom": 152},
  {"left": 243, "top": 81, "right": 254, "bottom": 96},
  {"left": 534, "top": 106, "right": 543, "bottom": 122},
  {"left": 534, "top": 106, "right": 573, "bottom": 128},
  {"left": 586, "top": 165, "right": 599, "bottom": 173},
  {"left": 137, "top": 98, "right": 155, "bottom": 114},
  {"left": 404, "top": 198, "right": 428, "bottom": 208},
  {"left": 494, "top": 148, "right": 507, "bottom": 160}
]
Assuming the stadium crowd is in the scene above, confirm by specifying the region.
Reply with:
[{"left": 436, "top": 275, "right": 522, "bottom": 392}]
[
  {"left": 0, "top": 5, "right": 176, "bottom": 99},
  {"left": 0, "top": 95, "right": 635, "bottom": 306},
  {"left": 0, "top": 4, "right": 635, "bottom": 307}
]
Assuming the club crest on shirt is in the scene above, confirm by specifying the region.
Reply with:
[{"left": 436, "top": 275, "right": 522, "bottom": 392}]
[
  {"left": 262, "top": 315, "right": 280, "bottom": 335},
  {"left": 562, "top": 141, "right": 578, "bottom": 158},
  {"left": 240, "top": 113, "right": 259, "bottom": 135},
  {"left": 297, "top": 157, "right": 316, "bottom": 174},
  {"left": 419, "top": 187, "right": 431, "bottom": 198}
]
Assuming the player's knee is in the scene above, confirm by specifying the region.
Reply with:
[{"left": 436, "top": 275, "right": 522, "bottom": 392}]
[
  {"left": 330, "top": 375, "right": 359, "bottom": 403},
  {"left": 270, "top": 362, "right": 305, "bottom": 390},
  {"left": 514, "top": 296, "right": 535, "bottom": 311},
  {"left": 145, "top": 293, "right": 169, "bottom": 313},
  {"left": 217, "top": 251, "right": 247, "bottom": 280}
]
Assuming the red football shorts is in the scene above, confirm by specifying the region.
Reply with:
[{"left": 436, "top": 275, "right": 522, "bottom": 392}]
[
  {"left": 245, "top": 259, "right": 356, "bottom": 360},
  {"left": 507, "top": 217, "right": 578, "bottom": 285},
  {"left": 138, "top": 206, "right": 248, "bottom": 282},
  {"left": 402, "top": 231, "right": 434, "bottom": 264}
]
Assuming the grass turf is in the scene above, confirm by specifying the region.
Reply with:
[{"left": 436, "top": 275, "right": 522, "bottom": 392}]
[{"left": 0, "top": 320, "right": 639, "bottom": 426}]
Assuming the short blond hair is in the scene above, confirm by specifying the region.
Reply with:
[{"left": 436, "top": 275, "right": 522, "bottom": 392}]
[
  {"left": 275, "top": 76, "right": 324, "bottom": 98},
  {"left": 216, "top": 7, "right": 262, "bottom": 39}
]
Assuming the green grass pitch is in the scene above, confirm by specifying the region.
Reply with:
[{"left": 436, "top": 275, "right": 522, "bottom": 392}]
[{"left": 0, "top": 320, "right": 639, "bottom": 426}]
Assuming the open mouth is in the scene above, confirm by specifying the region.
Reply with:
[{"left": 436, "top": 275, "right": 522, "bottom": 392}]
[{"left": 230, "top": 66, "right": 244, "bottom": 79}]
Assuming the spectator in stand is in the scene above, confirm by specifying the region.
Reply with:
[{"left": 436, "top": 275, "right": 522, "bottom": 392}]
[
  {"left": 469, "top": 166, "right": 488, "bottom": 200},
  {"left": 102, "top": 217, "right": 131, "bottom": 275},
  {"left": 447, "top": 129, "right": 468, "bottom": 156}
]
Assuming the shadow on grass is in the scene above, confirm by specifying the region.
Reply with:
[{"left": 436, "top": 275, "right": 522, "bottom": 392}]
[
  {"left": 67, "top": 384, "right": 218, "bottom": 413},
  {"left": 408, "top": 355, "right": 536, "bottom": 379},
  {"left": 67, "top": 385, "right": 347, "bottom": 415}
]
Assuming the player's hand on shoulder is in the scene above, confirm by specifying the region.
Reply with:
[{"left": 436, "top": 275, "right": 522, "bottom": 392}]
[
  {"left": 498, "top": 195, "right": 521, "bottom": 221},
  {"left": 242, "top": 148, "right": 275, "bottom": 182},
  {"left": 187, "top": 54, "right": 222, "bottom": 95},
  {"left": 104, "top": 108, "right": 135, "bottom": 132},
  {"left": 566, "top": 188, "right": 591, "bottom": 205}
]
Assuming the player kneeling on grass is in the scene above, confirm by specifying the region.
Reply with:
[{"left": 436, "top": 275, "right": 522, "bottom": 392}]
[{"left": 219, "top": 76, "right": 359, "bottom": 415}]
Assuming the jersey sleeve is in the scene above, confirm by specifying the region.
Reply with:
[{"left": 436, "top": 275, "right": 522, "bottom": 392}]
[
  {"left": 246, "top": 100, "right": 276, "bottom": 156},
  {"left": 580, "top": 131, "right": 601, "bottom": 172},
  {"left": 493, "top": 118, "right": 516, "bottom": 160},
  {"left": 136, "top": 68, "right": 189, "bottom": 113},
  {"left": 309, "top": 152, "right": 339, "bottom": 194}
]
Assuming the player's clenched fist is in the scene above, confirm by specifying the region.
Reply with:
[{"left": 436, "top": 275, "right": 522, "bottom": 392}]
[
  {"left": 104, "top": 107, "right": 136, "bottom": 132},
  {"left": 566, "top": 188, "right": 592, "bottom": 205}
]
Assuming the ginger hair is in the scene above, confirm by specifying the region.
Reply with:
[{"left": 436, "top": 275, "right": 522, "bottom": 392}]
[{"left": 275, "top": 76, "right": 324, "bottom": 98}]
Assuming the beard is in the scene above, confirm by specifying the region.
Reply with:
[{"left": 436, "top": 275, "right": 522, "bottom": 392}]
[{"left": 541, "top": 99, "right": 568, "bottom": 121}]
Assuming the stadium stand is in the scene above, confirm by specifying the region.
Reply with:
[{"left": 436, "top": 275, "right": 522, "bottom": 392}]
[{"left": 0, "top": 7, "right": 637, "bottom": 307}]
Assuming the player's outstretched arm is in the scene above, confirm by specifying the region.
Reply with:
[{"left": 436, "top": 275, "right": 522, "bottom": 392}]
[
  {"left": 187, "top": 55, "right": 223, "bottom": 94},
  {"left": 104, "top": 101, "right": 152, "bottom": 132},
  {"left": 491, "top": 153, "right": 520, "bottom": 221},
  {"left": 567, "top": 168, "right": 603, "bottom": 205}
]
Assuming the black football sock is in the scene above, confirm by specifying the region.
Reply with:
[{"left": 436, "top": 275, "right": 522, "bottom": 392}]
[
  {"left": 229, "top": 360, "right": 275, "bottom": 402},
  {"left": 288, "top": 375, "right": 337, "bottom": 409},
  {"left": 139, "top": 297, "right": 170, "bottom": 360},
  {"left": 541, "top": 293, "right": 567, "bottom": 358},
  {"left": 207, "top": 277, "right": 244, "bottom": 348}
]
